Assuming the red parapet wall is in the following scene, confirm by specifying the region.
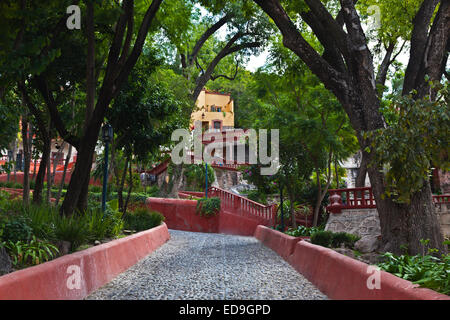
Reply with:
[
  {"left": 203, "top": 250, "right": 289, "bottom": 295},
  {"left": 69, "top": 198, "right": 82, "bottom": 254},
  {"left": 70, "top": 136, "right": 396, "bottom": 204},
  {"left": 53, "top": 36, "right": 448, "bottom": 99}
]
[
  {"left": 0, "top": 223, "right": 170, "bottom": 300},
  {"left": 146, "top": 198, "right": 268, "bottom": 236},
  {"left": 254, "top": 225, "right": 449, "bottom": 300},
  {"left": 146, "top": 198, "right": 219, "bottom": 233},
  {"left": 0, "top": 172, "right": 101, "bottom": 186}
]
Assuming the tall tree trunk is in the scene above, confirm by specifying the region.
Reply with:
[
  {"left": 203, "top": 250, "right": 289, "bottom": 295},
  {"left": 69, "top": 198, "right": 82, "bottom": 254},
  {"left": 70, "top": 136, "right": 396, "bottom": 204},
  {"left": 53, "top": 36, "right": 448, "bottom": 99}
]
[
  {"left": 118, "top": 154, "right": 130, "bottom": 212},
  {"left": 288, "top": 192, "right": 297, "bottom": 229},
  {"left": 56, "top": 144, "right": 72, "bottom": 206},
  {"left": 355, "top": 151, "right": 368, "bottom": 188},
  {"left": 51, "top": 141, "right": 65, "bottom": 186},
  {"left": 21, "top": 112, "right": 31, "bottom": 204},
  {"left": 33, "top": 135, "right": 50, "bottom": 204},
  {"left": 32, "top": 157, "right": 37, "bottom": 182},
  {"left": 46, "top": 136, "right": 52, "bottom": 204},
  {"left": 334, "top": 159, "right": 339, "bottom": 188},
  {"left": 123, "top": 157, "right": 133, "bottom": 214}
]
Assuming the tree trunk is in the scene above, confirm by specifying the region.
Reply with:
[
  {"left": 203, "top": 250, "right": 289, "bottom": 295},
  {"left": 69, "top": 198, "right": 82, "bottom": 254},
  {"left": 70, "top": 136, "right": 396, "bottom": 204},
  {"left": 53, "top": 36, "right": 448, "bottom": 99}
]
[
  {"left": 46, "top": 138, "right": 52, "bottom": 204},
  {"left": 33, "top": 135, "right": 50, "bottom": 204},
  {"left": 355, "top": 151, "right": 368, "bottom": 188},
  {"left": 288, "top": 193, "right": 297, "bottom": 229},
  {"left": 21, "top": 112, "right": 31, "bottom": 204},
  {"left": 118, "top": 154, "right": 129, "bottom": 213},
  {"left": 123, "top": 157, "right": 133, "bottom": 214},
  {"left": 60, "top": 132, "right": 98, "bottom": 215},
  {"left": 56, "top": 144, "right": 72, "bottom": 206},
  {"left": 367, "top": 161, "right": 445, "bottom": 255}
]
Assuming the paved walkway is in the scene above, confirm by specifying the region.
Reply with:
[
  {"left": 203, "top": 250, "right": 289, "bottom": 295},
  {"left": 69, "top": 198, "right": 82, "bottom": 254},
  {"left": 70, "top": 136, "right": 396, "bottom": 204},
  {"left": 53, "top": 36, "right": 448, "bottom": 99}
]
[{"left": 86, "top": 230, "right": 327, "bottom": 300}]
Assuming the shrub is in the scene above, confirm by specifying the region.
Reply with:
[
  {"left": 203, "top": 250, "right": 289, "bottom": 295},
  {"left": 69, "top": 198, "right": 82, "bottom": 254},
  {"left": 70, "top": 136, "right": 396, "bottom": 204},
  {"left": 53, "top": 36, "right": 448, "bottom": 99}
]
[
  {"left": 54, "top": 214, "right": 89, "bottom": 252},
  {"left": 378, "top": 252, "right": 450, "bottom": 295},
  {"left": 124, "top": 208, "right": 164, "bottom": 232},
  {"left": 285, "top": 225, "right": 323, "bottom": 237},
  {"left": 22, "top": 203, "right": 58, "bottom": 240},
  {"left": 310, "top": 230, "right": 334, "bottom": 248},
  {"left": 1, "top": 216, "right": 33, "bottom": 243},
  {"left": 89, "top": 185, "right": 102, "bottom": 193},
  {"left": 3, "top": 236, "right": 59, "bottom": 268},
  {"left": 246, "top": 190, "right": 267, "bottom": 205},
  {"left": 331, "top": 232, "right": 360, "bottom": 249},
  {"left": 196, "top": 197, "right": 221, "bottom": 217}
]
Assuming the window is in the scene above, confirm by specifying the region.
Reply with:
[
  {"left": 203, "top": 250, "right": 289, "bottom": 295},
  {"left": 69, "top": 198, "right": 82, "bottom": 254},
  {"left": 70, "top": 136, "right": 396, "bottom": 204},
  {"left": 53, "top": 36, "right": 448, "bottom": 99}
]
[
  {"left": 217, "top": 107, "right": 221, "bottom": 112},
  {"left": 213, "top": 121, "right": 221, "bottom": 129}
]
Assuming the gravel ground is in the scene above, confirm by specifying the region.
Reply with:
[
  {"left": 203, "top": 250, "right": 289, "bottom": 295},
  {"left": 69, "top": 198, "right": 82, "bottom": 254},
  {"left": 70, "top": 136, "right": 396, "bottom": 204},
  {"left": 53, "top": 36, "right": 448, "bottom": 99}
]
[{"left": 86, "top": 229, "right": 328, "bottom": 300}]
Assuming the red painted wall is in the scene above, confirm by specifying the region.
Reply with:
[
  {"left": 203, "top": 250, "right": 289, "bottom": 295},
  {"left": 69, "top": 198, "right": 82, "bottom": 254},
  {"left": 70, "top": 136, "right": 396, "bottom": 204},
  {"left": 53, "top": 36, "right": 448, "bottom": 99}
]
[
  {"left": 0, "top": 172, "right": 101, "bottom": 186},
  {"left": 146, "top": 198, "right": 266, "bottom": 236},
  {"left": 146, "top": 198, "right": 219, "bottom": 233},
  {"left": 254, "top": 225, "right": 450, "bottom": 300},
  {"left": 0, "top": 223, "right": 170, "bottom": 300}
]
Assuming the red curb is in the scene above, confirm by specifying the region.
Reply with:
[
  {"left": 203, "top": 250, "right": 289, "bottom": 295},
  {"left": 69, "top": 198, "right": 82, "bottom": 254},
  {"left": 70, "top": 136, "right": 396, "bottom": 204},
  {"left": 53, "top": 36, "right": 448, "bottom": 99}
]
[
  {"left": 254, "top": 225, "right": 450, "bottom": 300},
  {"left": 0, "top": 223, "right": 170, "bottom": 300}
]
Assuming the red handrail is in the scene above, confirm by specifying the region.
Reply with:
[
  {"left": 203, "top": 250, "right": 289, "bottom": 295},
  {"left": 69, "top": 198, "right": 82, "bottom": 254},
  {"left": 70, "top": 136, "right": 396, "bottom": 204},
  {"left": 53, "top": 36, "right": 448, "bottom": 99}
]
[
  {"left": 208, "top": 186, "right": 277, "bottom": 226},
  {"left": 326, "top": 187, "right": 449, "bottom": 213}
]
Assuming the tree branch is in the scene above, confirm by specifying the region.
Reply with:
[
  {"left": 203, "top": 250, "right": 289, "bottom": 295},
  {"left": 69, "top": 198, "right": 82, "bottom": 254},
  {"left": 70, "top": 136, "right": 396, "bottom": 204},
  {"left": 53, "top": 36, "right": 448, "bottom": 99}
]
[
  {"left": 188, "top": 13, "right": 232, "bottom": 66},
  {"left": 402, "top": 0, "right": 440, "bottom": 95}
]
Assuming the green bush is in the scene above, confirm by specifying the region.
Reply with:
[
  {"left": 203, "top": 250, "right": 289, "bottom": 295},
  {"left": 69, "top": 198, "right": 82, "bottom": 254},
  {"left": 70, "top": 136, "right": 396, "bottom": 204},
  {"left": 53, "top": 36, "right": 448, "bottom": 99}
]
[
  {"left": 310, "top": 230, "right": 334, "bottom": 248},
  {"left": 331, "top": 232, "right": 361, "bottom": 249},
  {"left": 378, "top": 252, "right": 450, "bottom": 295},
  {"left": 22, "top": 203, "right": 58, "bottom": 240},
  {"left": 246, "top": 189, "right": 267, "bottom": 205},
  {"left": 1, "top": 216, "right": 33, "bottom": 243},
  {"left": 196, "top": 197, "right": 221, "bottom": 217},
  {"left": 89, "top": 185, "right": 102, "bottom": 193},
  {"left": 124, "top": 208, "right": 164, "bottom": 232},
  {"left": 54, "top": 214, "right": 89, "bottom": 252},
  {"left": 285, "top": 225, "right": 323, "bottom": 237},
  {"left": 3, "top": 236, "right": 59, "bottom": 268}
]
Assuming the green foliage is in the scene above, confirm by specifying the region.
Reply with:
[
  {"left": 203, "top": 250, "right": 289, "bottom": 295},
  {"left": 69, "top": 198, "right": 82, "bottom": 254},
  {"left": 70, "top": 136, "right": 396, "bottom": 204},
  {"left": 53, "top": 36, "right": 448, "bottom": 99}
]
[
  {"left": 2, "top": 236, "right": 59, "bottom": 268},
  {"left": 285, "top": 225, "right": 323, "bottom": 237},
  {"left": 245, "top": 189, "right": 267, "bottom": 205},
  {"left": 124, "top": 208, "right": 165, "bottom": 232},
  {"left": 184, "top": 163, "right": 215, "bottom": 191},
  {"left": 310, "top": 230, "right": 334, "bottom": 248},
  {"left": 1, "top": 216, "right": 33, "bottom": 243},
  {"left": 310, "top": 230, "right": 360, "bottom": 249},
  {"left": 366, "top": 84, "right": 450, "bottom": 203},
  {"left": 378, "top": 252, "right": 450, "bottom": 295},
  {"left": 196, "top": 197, "right": 221, "bottom": 217},
  {"left": 54, "top": 214, "right": 89, "bottom": 252},
  {"left": 331, "top": 232, "right": 361, "bottom": 249}
]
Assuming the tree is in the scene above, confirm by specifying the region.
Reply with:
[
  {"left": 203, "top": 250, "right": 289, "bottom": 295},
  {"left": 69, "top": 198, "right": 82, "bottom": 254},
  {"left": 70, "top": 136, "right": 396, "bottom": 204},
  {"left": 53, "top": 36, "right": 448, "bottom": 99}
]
[
  {"left": 107, "top": 51, "right": 190, "bottom": 212},
  {"left": 161, "top": 0, "right": 272, "bottom": 101},
  {"left": 253, "top": 0, "right": 449, "bottom": 254}
]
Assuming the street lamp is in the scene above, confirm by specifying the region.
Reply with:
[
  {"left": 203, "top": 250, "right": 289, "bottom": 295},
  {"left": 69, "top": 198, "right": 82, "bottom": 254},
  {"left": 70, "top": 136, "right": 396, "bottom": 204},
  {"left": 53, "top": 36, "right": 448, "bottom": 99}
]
[{"left": 101, "top": 123, "right": 113, "bottom": 212}]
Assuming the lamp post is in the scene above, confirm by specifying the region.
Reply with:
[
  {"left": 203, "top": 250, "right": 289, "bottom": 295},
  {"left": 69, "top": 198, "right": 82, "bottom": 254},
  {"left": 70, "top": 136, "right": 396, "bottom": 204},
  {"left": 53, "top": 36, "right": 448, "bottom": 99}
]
[{"left": 101, "top": 123, "right": 113, "bottom": 212}]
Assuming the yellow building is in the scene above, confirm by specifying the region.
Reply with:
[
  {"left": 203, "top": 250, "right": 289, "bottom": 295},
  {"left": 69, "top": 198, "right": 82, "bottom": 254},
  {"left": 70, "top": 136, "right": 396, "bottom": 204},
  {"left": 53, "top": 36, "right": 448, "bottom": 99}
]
[{"left": 191, "top": 89, "right": 234, "bottom": 131}]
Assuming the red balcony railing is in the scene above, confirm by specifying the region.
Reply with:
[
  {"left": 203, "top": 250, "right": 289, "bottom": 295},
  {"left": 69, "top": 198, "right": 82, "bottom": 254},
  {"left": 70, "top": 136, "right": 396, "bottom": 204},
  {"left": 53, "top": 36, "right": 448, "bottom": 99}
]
[
  {"left": 208, "top": 186, "right": 277, "bottom": 226},
  {"left": 326, "top": 187, "right": 450, "bottom": 213}
]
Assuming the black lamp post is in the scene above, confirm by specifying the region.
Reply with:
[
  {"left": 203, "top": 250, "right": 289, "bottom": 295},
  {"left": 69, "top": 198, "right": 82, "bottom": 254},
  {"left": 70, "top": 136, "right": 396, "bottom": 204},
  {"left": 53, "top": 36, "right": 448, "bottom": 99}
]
[{"left": 101, "top": 123, "right": 113, "bottom": 212}]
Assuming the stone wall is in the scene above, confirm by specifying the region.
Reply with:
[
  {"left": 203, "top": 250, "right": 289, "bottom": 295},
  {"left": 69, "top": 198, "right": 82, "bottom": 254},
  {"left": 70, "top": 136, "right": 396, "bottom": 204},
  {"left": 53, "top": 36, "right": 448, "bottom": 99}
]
[
  {"left": 325, "top": 204, "right": 450, "bottom": 253},
  {"left": 213, "top": 168, "right": 241, "bottom": 190},
  {"left": 436, "top": 203, "right": 450, "bottom": 238},
  {"left": 325, "top": 208, "right": 381, "bottom": 238}
]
